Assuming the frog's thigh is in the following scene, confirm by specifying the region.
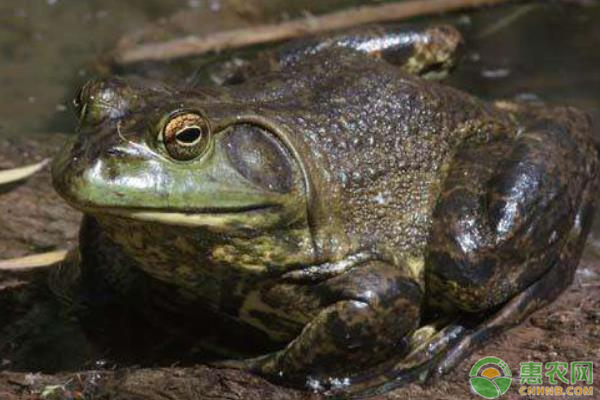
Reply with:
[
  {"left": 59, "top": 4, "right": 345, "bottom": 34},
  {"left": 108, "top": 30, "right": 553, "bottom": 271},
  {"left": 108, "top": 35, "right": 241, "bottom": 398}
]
[
  {"left": 343, "top": 196, "right": 595, "bottom": 397},
  {"left": 287, "top": 25, "right": 460, "bottom": 70},
  {"left": 429, "top": 190, "right": 595, "bottom": 380},
  {"left": 428, "top": 117, "right": 594, "bottom": 312},
  {"left": 254, "top": 260, "right": 422, "bottom": 381},
  {"left": 235, "top": 24, "right": 461, "bottom": 82}
]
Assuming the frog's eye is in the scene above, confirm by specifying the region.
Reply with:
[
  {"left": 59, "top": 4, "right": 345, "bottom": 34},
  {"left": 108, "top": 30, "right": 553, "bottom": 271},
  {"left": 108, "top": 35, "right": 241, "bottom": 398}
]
[{"left": 162, "top": 112, "right": 211, "bottom": 161}]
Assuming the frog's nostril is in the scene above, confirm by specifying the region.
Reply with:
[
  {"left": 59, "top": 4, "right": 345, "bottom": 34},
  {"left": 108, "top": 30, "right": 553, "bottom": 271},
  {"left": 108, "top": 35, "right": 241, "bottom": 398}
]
[{"left": 72, "top": 86, "right": 85, "bottom": 116}]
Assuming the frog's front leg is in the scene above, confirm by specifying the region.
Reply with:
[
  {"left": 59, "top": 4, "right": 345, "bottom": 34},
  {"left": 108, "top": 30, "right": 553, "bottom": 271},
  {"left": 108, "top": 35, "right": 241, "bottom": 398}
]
[{"left": 222, "top": 258, "right": 422, "bottom": 389}]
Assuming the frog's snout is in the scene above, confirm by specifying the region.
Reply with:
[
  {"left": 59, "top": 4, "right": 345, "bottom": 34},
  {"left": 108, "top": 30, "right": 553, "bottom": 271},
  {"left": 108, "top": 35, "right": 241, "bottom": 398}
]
[{"left": 73, "top": 77, "right": 138, "bottom": 127}]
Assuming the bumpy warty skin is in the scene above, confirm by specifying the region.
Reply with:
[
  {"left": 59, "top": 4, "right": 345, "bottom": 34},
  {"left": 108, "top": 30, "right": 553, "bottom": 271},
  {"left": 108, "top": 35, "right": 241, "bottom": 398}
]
[
  {"left": 180, "top": 48, "right": 516, "bottom": 261},
  {"left": 49, "top": 26, "right": 598, "bottom": 396}
]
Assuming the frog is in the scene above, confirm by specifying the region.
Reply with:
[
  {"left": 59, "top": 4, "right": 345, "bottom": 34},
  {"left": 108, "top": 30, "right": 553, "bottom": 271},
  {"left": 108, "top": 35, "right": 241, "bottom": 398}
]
[{"left": 50, "top": 24, "right": 598, "bottom": 397}]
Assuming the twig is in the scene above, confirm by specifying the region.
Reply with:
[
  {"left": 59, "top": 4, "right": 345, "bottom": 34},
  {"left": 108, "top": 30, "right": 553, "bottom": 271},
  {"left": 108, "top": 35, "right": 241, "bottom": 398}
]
[
  {"left": 0, "top": 278, "right": 27, "bottom": 291},
  {"left": 114, "top": 0, "right": 518, "bottom": 65},
  {"left": 0, "top": 249, "right": 68, "bottom": 272},
  {"left": 477, "top": 3, "right": 536, "bottom": 37},
  {"left": 0, "top": 159, "right": 48, "bottom": 187}
]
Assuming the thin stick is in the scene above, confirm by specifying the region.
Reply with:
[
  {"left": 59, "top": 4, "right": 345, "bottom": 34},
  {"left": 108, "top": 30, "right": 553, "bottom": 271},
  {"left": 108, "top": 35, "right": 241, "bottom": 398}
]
[
  {"left": 0, "top": 279, "right": 27, "bottom": 291},
  {"left": 477, "top": 2, "right": 535, "bottom": 37},
  {"left": 114, "top": 0, "right": 517, "bottom": 64},
  {"left": 0, "top": 250, "right": 68, "bottom": 271},
  {"left": 0, "top": 159, "right": 49, "bottom": 186}
]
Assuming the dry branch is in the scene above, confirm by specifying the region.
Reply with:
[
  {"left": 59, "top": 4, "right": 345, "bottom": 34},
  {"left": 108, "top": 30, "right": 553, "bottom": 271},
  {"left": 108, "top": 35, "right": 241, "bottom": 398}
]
[
  {"left": 0, "top": 159, "right": 48, "bottom": 187},
  {"left": 114, "top": 0, "right": 518, "bottom": 64},
  {"left": 0, "top": 250, "right": 68, "bottom": 272}
]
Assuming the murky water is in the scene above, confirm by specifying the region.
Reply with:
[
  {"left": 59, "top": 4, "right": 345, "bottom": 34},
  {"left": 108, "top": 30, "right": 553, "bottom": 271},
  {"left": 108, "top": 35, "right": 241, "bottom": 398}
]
[
  {"left": 0, "top": 0, "right": 387, "bottom": 137},
  {"left": 0, "top": 1, "right": 598, "bottom": 138},
  {"left": 0, "top": 0, "right": 191, "bottom": 135},
  {"left": 448, "top": 2, "right": 600, "bottom": 132}
]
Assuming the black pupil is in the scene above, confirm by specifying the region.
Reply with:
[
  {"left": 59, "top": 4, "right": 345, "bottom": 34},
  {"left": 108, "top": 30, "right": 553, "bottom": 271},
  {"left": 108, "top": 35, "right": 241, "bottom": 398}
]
[{"left": 176, "top": 127, "right": 202, "bottom": 144}]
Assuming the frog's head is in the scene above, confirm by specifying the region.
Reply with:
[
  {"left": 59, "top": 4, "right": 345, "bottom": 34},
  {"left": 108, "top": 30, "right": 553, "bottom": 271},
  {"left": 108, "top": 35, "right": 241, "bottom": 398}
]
[{"left": 52, "top": 77, "right": 309, "bottom": 235}]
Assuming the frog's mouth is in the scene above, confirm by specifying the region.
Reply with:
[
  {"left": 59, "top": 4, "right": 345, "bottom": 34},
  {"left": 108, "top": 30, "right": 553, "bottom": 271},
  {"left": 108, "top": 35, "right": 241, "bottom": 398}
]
[
  {"left": 72, "top": 203, "right": 288, "bottom": 231},
  {"left": 52, "top": 114, "right": 311, "bottom": 231}
]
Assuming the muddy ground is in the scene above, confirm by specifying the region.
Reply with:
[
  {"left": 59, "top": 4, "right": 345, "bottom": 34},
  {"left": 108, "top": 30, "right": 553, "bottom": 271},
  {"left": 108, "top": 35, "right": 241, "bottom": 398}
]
[{"left": 0, "top": 135, "right": 598, "bottom": 400}]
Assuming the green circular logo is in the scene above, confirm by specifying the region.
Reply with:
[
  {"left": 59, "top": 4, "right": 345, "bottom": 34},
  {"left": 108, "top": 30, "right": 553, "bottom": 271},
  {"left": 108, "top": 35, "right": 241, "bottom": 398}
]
[{"left": 469, "top": 356, "right": 512, "bottom": 398}]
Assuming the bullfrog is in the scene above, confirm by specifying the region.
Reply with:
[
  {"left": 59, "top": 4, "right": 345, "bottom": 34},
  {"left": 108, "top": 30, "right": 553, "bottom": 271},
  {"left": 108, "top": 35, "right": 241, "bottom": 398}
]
[{"left": 50, "top": 24, "right": 598, "bottom": 397}]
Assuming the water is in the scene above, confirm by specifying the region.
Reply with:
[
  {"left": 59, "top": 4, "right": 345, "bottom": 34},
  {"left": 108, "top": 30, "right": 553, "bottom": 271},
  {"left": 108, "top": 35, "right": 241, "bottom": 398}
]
[
  {"left": 0, "top": 0, "right": 197, "bottom": 135},
  {"left": 0, "top": 1, "right": 598, "bottom": 138},
  {"left": 447, "top": 2, "right": 600, "bottom": 132},
  {"left": 0, "top": 0, "right": 389, "bottom": 137}
]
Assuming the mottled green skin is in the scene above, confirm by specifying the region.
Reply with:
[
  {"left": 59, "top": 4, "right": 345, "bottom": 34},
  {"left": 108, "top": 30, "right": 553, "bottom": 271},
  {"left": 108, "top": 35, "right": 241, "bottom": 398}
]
[{"left": 51, "top": 25, "right": 598, "bottom": 396}]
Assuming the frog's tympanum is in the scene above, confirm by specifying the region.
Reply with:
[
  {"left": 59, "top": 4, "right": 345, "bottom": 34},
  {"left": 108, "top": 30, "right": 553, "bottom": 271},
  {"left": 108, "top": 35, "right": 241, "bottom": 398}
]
[{"left": 51, "top": 25, "right": 598, "bottom": 397}]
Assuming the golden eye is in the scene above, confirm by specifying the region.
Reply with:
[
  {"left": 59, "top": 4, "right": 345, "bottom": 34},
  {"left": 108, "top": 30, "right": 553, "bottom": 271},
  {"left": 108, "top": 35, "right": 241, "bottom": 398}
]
[{"left": 162, "top": 112, "right": 211, "bottom": 161}]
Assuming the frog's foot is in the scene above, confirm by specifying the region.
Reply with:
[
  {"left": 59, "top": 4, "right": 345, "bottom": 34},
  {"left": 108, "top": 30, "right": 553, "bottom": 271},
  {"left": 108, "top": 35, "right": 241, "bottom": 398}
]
[
  {"left": 216, "top": 322, "right": 465, "bottom": 397},
  {"left": 373, "top": 225, "right": 586, "bottom": 396}
]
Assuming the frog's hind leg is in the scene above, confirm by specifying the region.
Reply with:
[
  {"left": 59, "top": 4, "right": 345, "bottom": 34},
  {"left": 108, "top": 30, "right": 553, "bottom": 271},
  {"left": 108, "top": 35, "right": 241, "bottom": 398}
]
[
  {"left": 430, "top": 210, "right": 592, "bottom": 380},
  {"left": 334, "top": 210, "right": 592, "bottom": 398},
  {"left": 329, "top": 111, "right": 599, "bottom": 398},
  {"left": 422, "top": 109, "right": 598, "bottom": 376},
  {"left": 220, "top": 24, "right": 463, "bottom": 85}
]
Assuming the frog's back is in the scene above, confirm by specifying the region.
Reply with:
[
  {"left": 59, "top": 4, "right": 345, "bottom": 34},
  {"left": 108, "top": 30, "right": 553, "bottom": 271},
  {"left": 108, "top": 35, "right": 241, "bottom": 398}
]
[{"left": 231, "top": 49, "right": 515, "bottom": 256}]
